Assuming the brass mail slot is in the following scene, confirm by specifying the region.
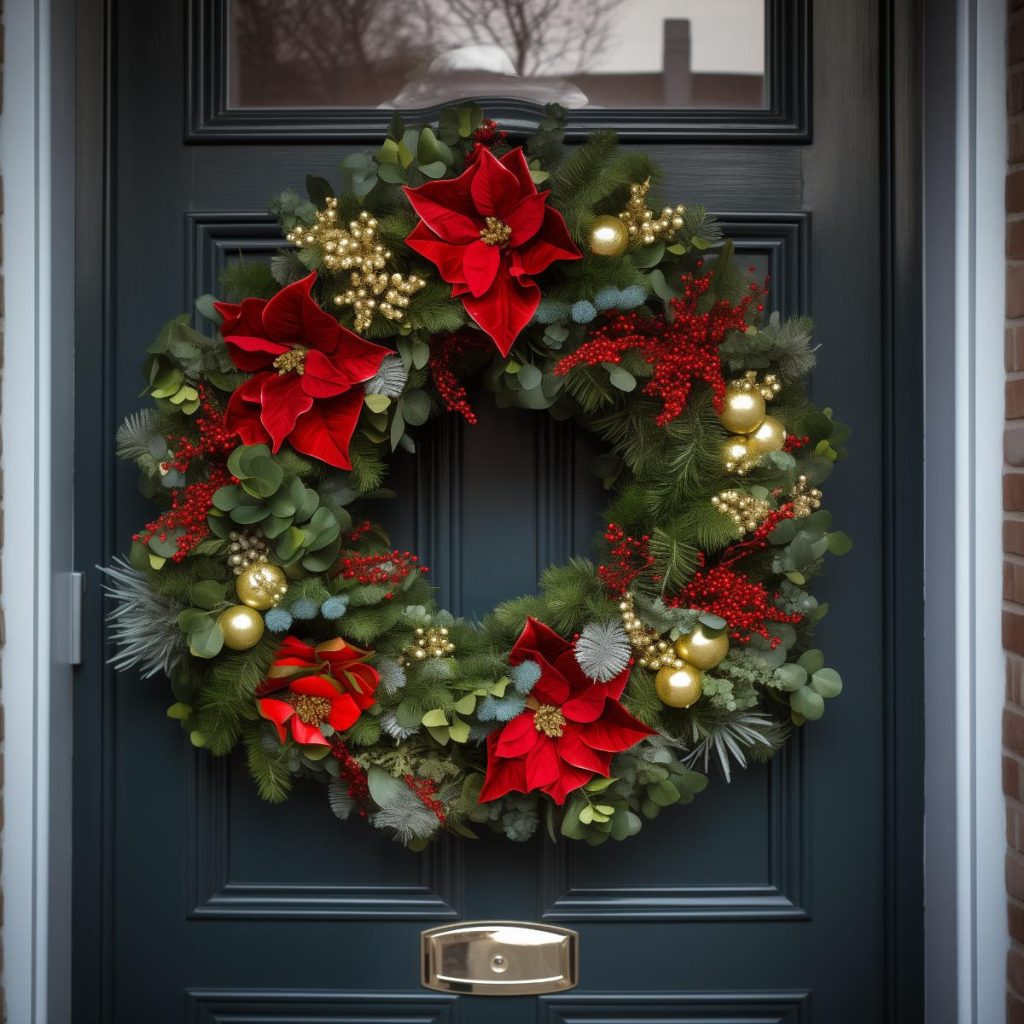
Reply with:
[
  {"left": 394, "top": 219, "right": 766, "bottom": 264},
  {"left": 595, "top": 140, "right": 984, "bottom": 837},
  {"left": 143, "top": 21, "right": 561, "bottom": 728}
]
[{"left": 421, "top": 921, "right": 579, "bottom": 995}]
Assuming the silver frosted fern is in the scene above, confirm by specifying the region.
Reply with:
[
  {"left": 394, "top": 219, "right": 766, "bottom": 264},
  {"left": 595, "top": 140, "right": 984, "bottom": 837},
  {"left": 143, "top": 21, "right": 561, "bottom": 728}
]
[
  {"left": 682, "top": 711, "right": 777, "bottom": 783},
  {"left": 99, "top": 556, "right": 187, "bottom": 678},
  {"left": 365, "top": 354, "right": 409, "bottom": 398},
  {"left": 574, "top": 620, "right": 631, "bottom": 682}
]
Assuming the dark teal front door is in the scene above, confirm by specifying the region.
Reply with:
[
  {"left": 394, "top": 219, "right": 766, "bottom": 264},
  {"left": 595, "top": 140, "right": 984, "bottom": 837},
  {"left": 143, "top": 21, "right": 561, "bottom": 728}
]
[{"left": 72, "top": 1, "right": 924, "bottom": 1020}]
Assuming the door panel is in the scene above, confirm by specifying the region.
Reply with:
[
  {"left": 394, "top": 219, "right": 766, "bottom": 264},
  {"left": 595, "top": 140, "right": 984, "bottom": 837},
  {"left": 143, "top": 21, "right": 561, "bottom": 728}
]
[{"left": 73, "top": 0, "right": 922, "bottom": 1020}]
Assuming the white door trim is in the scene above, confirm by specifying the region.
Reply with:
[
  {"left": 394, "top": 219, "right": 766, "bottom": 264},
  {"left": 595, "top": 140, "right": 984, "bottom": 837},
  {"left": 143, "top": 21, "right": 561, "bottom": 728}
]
[
  {"left": 923, "top": 0, "right": 1007, "bottom": 1020},
  {"left": 1, "top": 0, "right": 76, "bottom": 1019}
]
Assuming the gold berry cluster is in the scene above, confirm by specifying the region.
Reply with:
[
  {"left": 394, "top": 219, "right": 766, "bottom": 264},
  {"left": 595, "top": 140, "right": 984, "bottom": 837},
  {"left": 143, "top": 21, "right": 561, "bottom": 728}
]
[
  {"left": 729, "top": 369, "right": 781, "bottom": 401},
  {"left": 404, "top": 626, "right": 455, "bottom": 664},
  {"left": 790, "top": 475, "right": 823, "bottom": 518},
  {"left": 711, "top": 489, "right": 774, "bottom": 533},
  {"left": 619, "top": 178, "right": 686, "bottom": 248},
  {"left": 619, "top": 593, "right": 684, "bottom": 672},
  {"left": 286, "top": 200, "right": 425, "bottom": 333},
  {"left": 227, "top": 530, "right": 269, "bottom": 576}
]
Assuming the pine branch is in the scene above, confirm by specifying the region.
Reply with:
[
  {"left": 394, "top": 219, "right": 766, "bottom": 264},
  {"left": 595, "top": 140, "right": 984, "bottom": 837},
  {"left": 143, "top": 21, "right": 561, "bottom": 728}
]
[{"left": 244, "top": 728, "right": 293, "bottom": 803}]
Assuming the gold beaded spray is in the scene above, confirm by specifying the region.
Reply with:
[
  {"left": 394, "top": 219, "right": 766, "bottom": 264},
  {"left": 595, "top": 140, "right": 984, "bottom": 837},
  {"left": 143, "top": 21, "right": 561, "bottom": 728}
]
[
  {"left": 286, "top": 199, "right": 425, "bottom": 333},
  {"left": 404, "top": 625, "right": 455, "bottom": 665},
  {"left": 730, "top": 369, "right": 781, "bottom": 403},
  {"left": 712, "top": 489, "right": 774, "bottom": 533},
  {"left": 713, "top": 476, "right": 823, "bottom": 536},
  {"left": 227, "top": 530, "right": 269, "bottom": 575},
  {"left": 790, "top": 475, "right": 823, "bottom": 518},
  {"left": 618, "top": 592, "right": 685, "bottom": 673},
  {"left": 619, "top": 179, "right": 686, "bottom": 248}
]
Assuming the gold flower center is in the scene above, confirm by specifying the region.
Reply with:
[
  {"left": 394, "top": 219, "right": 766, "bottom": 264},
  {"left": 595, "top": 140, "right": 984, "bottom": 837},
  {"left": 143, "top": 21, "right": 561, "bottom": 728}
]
[
  {"left": 479, "top": 216, "right": 512, "bottom": 247},
  {"left": 273, "top": 346, "right": 307, "bottom": 375},
  {"left": 533, "top": 704, "right": 566, "bottom": 738},
  {"left": 294, "top": 694, "right": 332, "bottom": 726}
]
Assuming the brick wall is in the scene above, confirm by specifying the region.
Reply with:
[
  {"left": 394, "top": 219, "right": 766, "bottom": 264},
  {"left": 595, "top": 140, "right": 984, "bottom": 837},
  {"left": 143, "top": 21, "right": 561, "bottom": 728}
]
[{"left": 1008, "top": 3, "right": 1024, "bottom": 1019}]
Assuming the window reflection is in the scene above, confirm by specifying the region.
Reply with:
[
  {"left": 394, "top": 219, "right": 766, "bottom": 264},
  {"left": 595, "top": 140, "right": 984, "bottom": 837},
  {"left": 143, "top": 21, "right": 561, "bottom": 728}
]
[{"left": 228, "top": 0, "right": 766, "bottom": 111}]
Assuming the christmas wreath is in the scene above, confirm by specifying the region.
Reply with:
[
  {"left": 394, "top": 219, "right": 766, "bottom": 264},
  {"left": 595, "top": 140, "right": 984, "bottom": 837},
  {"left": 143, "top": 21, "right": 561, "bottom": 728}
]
[{"left": 105, "top": 105, "right": 851, "bottom": 847}]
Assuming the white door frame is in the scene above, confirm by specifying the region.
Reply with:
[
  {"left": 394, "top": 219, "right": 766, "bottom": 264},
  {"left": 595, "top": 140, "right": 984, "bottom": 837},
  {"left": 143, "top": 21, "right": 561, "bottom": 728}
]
[
  {"left": 922, "top": 0, "right": 1008, "bottom": 1020},
  {"left": 0, "top": 0, "right": 1007, "bottom": 1019},
  {"left": 1, "top": 0, "right": 76, "bottom": 1020}
]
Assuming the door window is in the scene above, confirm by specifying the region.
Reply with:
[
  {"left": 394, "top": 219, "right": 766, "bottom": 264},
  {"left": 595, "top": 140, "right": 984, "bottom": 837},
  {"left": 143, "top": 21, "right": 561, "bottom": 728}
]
[{"left": 225, "top": 0, "right": 767, "bottom": 111}]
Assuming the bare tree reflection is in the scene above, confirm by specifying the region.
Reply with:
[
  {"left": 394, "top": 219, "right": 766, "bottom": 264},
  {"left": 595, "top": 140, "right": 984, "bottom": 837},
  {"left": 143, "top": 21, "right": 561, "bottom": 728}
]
[
  {"left": 232, "top": 0, "right": 424, "bottom": 107},
  {"left": 231, "top": 0, "right": 621, "bottom": 107},
  {"left": 420, "top": 0, "right": 622, "bottom": 77}
]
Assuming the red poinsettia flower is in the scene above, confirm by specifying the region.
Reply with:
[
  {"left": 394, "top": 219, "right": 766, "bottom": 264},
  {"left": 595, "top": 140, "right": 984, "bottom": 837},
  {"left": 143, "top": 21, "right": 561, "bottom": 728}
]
[
  {"left": 479, "top": 618, "right": 655, "bottom": 805},
  {"left": 256, "top": 636, "right": 380, "bottom": 746},
  {"left": 214, "top": 273, "right": 389, "bottom": 470},
  {"left": 403, "top": 146, "right": 581, "bottom": 357}
]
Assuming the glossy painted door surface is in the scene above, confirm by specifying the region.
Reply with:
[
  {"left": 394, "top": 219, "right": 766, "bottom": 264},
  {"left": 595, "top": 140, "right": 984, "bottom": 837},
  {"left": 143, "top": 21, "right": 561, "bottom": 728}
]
[{"left": 72, "top": 1, "right": 924, "bottom": 1021}]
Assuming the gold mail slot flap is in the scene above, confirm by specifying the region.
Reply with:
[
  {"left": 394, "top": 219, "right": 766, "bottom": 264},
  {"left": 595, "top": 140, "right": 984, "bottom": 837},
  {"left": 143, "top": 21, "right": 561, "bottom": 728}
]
[{"left": 421, "top": 921, "right": 579, "bottom": 996}]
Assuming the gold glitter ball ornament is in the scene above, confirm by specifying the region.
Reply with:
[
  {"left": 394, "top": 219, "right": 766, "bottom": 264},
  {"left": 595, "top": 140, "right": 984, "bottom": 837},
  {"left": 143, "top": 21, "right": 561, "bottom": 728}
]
[
  {"left": 719, "top": 387, "right": 767, "bottom": 435},
  {"left": 235, "top": 563, "right": 288, "bottom": 611},
  {"left": 654, "top": 663, "right": 704, "bottom": 708},
  {"left": 673, "top": 626, "right": 729, "bottom": 671},
  {"left": 747, "top": 415, "right": 787, "bottom": 456},
  {"left": 588, "top": 214, "right": 630, "bottom": 257},
  {"left": 723, "top": 436, "right": 759, "bottom": 475},
  {"left": 217, "top": 605, "right": 265, "bottom": 651},
  {"left": 719, "top": 371, "right": 781, "bottom": 434}
]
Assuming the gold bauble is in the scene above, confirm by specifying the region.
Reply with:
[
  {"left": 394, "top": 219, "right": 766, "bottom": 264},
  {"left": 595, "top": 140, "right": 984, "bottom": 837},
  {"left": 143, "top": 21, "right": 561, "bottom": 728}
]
[
  {"left": 723, "top": 436, "right": 753, "bottom": 474},
  {"left": 588, "top": 214, "right": 630, "bottom": 257},
  {"left": 235, "top": 562, "right": 288, "bottom": 611},
  {"left": 217, "top": 605, "right": 265, "bottom": 651},
  {"left": 748, "top": 415, "right": 787, "bottom": 455},
  {"left": 673, "top": 626, "right": 729, "bottom": 670},
  {"left": 719, "top": 386, "right": 767, "bottom": 434},
  {"left": 654, "top": 663, "right": 703, "bottom": 708}
]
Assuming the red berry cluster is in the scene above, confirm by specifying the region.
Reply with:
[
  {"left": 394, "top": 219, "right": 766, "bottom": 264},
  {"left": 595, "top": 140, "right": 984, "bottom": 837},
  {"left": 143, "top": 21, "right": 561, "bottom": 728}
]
[
  {"left": 404, "top": 774, "right": 446, "bottom": 823},
  {"left": 554, "top": 272, "right": 758, "bottom": 426},
  {"left": 676, "top": 560, "right": 802, "bottom": 647},
  {"left": 597, "top": 523, "right": 657, "bottom": 597},
  {"left": 135, "top": 388, "right": 241, "bottom": 561},
  {"left": 783, "top": 434, "right": 811, "bottom": 453},
  {"left": 430, "top": 332, "right": 480, "bottom": 424},
  {"left": 330, "top": 741, "right": 369, "bottom": 817},
  {"left": 161, "top": 387, "right": 238, "bottom": 474},
  {"left": 334, "top": 550, "right": 428, "bottom": 592},
  {"left": 343, "top": 519, "right": 376, "bottom": 544},
  {"left": 134, "top": 467, "right": 235, "bottom": 562},
  {"left": 467, "top": 118, "right": 509, "bottom": 162},
  {"left": 718, "top": 504, "right": 797, "bottom": 569}
]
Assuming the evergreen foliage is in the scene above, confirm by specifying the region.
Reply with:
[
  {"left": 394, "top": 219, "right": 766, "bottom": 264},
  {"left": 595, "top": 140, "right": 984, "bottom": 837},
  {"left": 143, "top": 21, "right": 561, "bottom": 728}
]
[{"left": 104, "top": 102, "right": 851, "bottom": 849}]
